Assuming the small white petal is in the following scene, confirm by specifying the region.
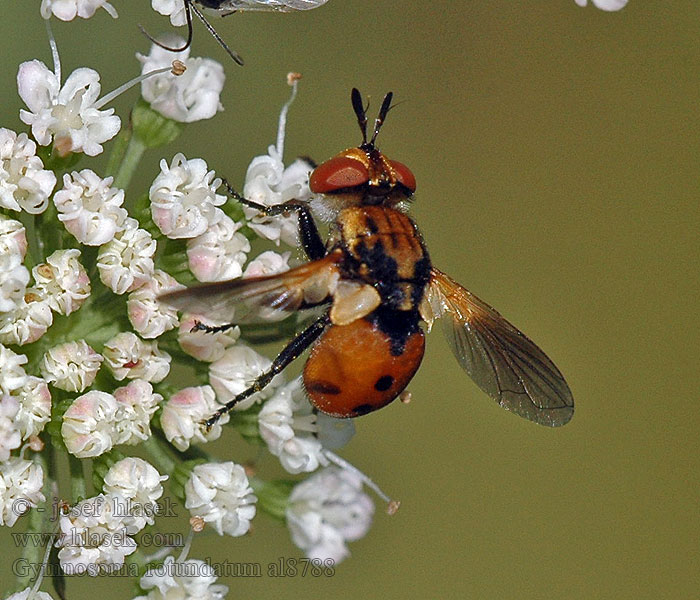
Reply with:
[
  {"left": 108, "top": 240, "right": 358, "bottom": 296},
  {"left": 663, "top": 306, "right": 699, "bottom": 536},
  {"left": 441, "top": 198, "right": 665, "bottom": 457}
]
[
  {"left": 0, "top": 457, "right": 45, "bottom": 527},
  {"left": 97, "top": 218, "right": 156, "bottom": 294},
  {"left": 137, "top": 37, "right": 225, "bottom": 123},
  {"left": 0, "top": 128, "right": 56, "bottom": 214},
  {"left": 53, "top": 170, "right": 127, "bottom": 245},
  {"left": 150, "top": 154, "right": 226, "bottom": 239},
  {"left": 102, "top": 332, "right": 171, "bottom": 383},
  {"left": 40, "top": 340, "right": 103, "bottom": 392},
  {"left": 61, "top": 390, "right": 117, "bottom": 458},
  {"left": 127, "top": 270, "right": 183, "bottom": 339},
  {"left": 161, "top": 386, "right": 228, "bottom": 451},
  {"left": 184, "top": 462, "right": 257, "bottom": 537}
]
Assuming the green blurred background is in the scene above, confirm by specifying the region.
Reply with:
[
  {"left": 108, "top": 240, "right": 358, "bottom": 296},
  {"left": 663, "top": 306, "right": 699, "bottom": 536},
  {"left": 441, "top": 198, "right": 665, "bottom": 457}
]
[{"left": 1, "top": 1, "right": 698, "bottom": 598}]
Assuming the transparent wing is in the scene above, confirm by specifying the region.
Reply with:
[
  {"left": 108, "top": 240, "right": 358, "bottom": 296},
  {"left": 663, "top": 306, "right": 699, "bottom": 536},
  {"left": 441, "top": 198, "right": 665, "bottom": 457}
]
[
  {"left": 159, "top": 252, "right": 341, "bottom": 324},
  {"left": 217, "top": 0, "right": 329, "bottom": 12},
  {"left": 423, "top": 268, "right": 574, "bottom": 427}
]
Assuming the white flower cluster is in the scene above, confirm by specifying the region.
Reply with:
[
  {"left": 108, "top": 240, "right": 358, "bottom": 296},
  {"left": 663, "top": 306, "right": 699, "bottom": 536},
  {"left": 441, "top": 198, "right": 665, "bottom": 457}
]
[
  {"left": 0, "top": 345, "right": 51, "bottom": 459},
  {"left": 61, "top": 380, "right": 162, "bottom": 458},
  {"left": 574, "top": 0, "right": 628, "bottom": 10},
  {"left": 287, "top": 467, "right": 375, "bottom": 563},
  {"left": 56, "top": 457, "right": 166, "bottom": 574}
]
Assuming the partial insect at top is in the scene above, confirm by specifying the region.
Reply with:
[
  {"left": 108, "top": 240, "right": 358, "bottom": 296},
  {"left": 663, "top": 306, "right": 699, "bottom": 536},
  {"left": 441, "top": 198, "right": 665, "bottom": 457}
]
[{"left": 145, "top": 0, "right": 330, "bottom": 66}]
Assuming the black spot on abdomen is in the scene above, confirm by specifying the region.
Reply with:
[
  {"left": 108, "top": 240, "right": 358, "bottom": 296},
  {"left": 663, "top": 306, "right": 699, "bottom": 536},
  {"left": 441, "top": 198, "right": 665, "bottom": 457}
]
[
  {"left": 351, "top": 404, "right": 374, "bottom": 416},
  {"left": 374, "top": 375, "right": 394, "bottom": 391},
  {"left": 306, "top": 380, "right": 341, "bottom": 395}
]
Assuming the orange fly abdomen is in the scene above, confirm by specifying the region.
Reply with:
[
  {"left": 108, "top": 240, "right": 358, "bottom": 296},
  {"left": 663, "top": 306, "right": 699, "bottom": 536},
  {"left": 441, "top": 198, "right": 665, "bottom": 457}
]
[{"left": 303, "top": 316, "right": 425, "bottom": 418}]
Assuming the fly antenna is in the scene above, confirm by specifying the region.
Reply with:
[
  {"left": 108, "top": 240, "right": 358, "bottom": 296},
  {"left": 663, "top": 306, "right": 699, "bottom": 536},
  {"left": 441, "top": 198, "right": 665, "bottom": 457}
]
[
  {"left": 370, "top": 91, "right": 393, "bottom": 146},
  {"left": 139, "top": 0, "right": 244, "bottom": 67},
  {"left": 351, "top": 88, "right": 368, "bottom": 145}
]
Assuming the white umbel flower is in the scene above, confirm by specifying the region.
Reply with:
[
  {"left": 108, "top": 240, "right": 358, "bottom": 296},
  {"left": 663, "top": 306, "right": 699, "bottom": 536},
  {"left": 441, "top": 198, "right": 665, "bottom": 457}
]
[
  {"left": 18, "top": 60, "right": 121, "bottom": 157},
  {"left": 161, "top": 386, "right": 229, "bottom": 451},
  {"left": 135, "top": 554, "right": 229, "bottom": 600},
  {"left": 209, "top": 344, "right": 284, "bottom": 411},
  {"left": 574, "top": 0, "right": 628, "bottom": 9},
  {"left": 178, "top": 316, "right": 239, "bottom": 363},
  {"left": 0, "top": 251, "right": 30, "bottom": 314},
  {"left": 242, "top": 250, "right": 291, "bottom": 278},
  {"left": 127, "top": 269, "right": 183, "bottom": 339},
  {"left": 187, "top": 213, "right": 250, "bottom": 282},
  {"left": 61, "top": 390, "right": 118, "bottom": 458},
  {"left": 137, "top": 36, "right": 225, "bottom": 123},
  {"left": 40, "top": 0, "right": 118, "bottom": 20},
  {"left": 14, "top": 376, "right": 52, "bottom": 440},
  {"left": 184, "top": 462, "right": 257, "bottom": 537},
  {"left": 33, "top": 249, "right": 91, "bottom": 315},
  {"left": 113, "top": 379, "right": 161, "bottom": 444},
  {"left": 56, "top": 493, "right": 138, "bottom": 575},
  {"left": 286, "top": 466, "right": 375, "bottom": 564},
  {"left": 97, "top": 218, "right": 156, "bottom": 295},
  {"left": 112, "top": 379, "right": 162, "bottom": 446},
  {"left": 40, "top": 340, "right": 103, "bottom": 392},
  {"left": 0, "top": 288, "right": 53, "bottom": 345},
  {"left": 102, "top": 332, "right": 171, "bottom": 383},
  {"left": 53, "top": 169, "right": 127, "bottom": 245},
  {"left": 150, "top": 153, "right": 226, "bottom": 239},
  {"left": 259, "top": 377, "right": 354, "bottom": 474},
  {"left": 243, "top": 153, "right": 313, "bottom": 246},
  {"left": 0, "top": 128, "right": 57, "bottom": 214},
  {"left": 103, "top": 457, "right": 167, "bottom": 530},
  {"left": 0, "top": 345, "right": 29, "bottom": 395},
  {"left": 0, "top": 457, "right": 45, "bottom": 527},
  {"left": 0, "top": 216, "right": 28, "bottom": 258},
  {"left": 0, "top": 396, "right": 22, "bottom": 462}
]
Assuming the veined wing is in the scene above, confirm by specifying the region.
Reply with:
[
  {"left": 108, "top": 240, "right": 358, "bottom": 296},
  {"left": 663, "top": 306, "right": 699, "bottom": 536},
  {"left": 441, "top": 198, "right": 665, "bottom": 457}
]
[
  {"left": 422, "top": 268, "right": 574, "bottom": 427},
  {"left": 159, "top": 251, "right": 342, "bottom": 323},
  {"left": 214, "top": 0, "right": 329, "bottom": 12}
]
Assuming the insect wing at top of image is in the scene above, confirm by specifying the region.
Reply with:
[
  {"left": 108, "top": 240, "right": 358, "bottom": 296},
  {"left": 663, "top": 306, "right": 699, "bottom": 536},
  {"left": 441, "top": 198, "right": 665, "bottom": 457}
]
[
  {"left": 161, "top": 89, "right": 574, "bottom": 428},
  {"left": 197, "top": 0, "right": 329, "bottom": 13}
]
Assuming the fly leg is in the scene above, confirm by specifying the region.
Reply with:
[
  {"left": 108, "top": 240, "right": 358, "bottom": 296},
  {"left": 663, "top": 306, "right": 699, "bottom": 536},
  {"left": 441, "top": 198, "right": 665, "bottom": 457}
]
[
  {"left": 203, "top": 311, "right": 330, "bottom": 429},
  {"left": 222, "top": 179, "right": 326, "bottom": 260}
]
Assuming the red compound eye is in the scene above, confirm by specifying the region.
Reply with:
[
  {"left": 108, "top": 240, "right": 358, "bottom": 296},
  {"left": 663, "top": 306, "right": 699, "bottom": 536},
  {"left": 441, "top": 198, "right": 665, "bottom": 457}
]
[
  {"left": 389, "top": 160, "right": 416, "bottom": 193},
  {"left": 310, "top": 156, "right": 370, "bottom": 193}
]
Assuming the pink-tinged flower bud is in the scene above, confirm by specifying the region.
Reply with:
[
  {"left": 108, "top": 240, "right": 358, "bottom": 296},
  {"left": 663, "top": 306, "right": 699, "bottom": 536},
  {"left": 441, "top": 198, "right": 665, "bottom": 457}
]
[
  {"left": 0, "top": 287, "right": 53, "bottom": 345},
  {"left": 178, "top": 314, "right": 239, "bottom": 363},
  {"left": 161, "top": 386, "right": 228, "bottom": 451},
  {"left": 102, "top": 332, "right": 171, "bottom": 383},
  {"left": 187, "top": 214, "right": 250, "bottom": 282},
  {"left": 97, "top": 217, "right": 156, "bottom": 295},
  {"left": 61, "top": 390, "right": 118, "bottom": 458},
  {"left": 33, "top": 249, "right": 90, "bottom": 315},
  {"left": 53, "top": 170, "right": 127, "bottom": 245},
  {"left": 127, "top": 269, "right": 182, "bottom": 339},
  {"left": 149, "top": 154, "right": 226, "bottom": 239},
  {"left": 112, "top": 379, "right": 162, "bottom": 446},
  {"left": 40, "top": 340, "right": 103, "bottom": 392}
]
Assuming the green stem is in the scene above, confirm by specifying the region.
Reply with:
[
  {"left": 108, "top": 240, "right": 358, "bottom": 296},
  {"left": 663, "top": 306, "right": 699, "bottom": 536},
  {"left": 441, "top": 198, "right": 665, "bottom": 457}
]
[
  {"left": 113, "top": 134, "right": 147, "bottom": 194},
  {"left": 142, "top": 434, "right": 177, "bottom": 474},
  {"left": 13, "top": 438, "right": 55, "bottom": 594},
  {"left": 68, "top": 454, "right": 87, "bottom": 502}
]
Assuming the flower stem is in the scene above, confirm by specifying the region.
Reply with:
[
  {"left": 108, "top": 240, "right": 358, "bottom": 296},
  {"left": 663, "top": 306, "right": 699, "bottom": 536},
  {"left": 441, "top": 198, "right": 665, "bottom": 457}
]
[
  {"left": 14, "top": 438, "right": 55, "bottom": 594},
  {"left": 68, "top": 454, "right": 87, "bottom": 502},
  {"left": 113, "top": 133, "right": 147, "bottom": 195},
  {"left": 143, "top": 434, "right": 177, "bottom": 474}
]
